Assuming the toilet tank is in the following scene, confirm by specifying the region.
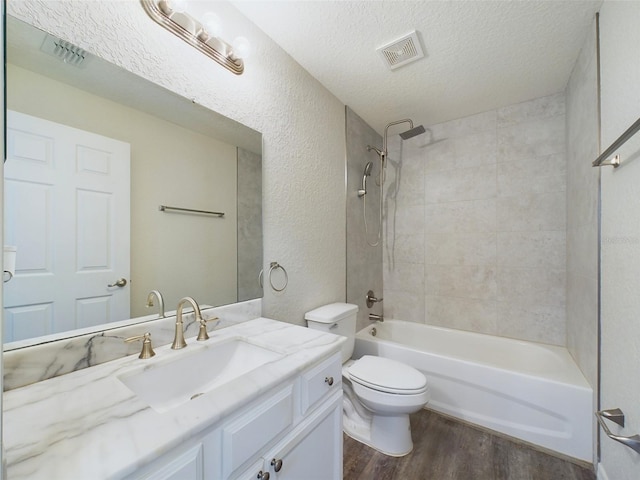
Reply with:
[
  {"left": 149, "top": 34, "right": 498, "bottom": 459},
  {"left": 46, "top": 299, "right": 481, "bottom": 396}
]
[{"left": 305, "top": 303, "right": 358, "bottom": 363}]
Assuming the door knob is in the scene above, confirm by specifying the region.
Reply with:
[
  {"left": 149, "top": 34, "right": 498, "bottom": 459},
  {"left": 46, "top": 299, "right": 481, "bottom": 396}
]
[{"left": 108, "top": 278, "right": 127, "bottom": 288}]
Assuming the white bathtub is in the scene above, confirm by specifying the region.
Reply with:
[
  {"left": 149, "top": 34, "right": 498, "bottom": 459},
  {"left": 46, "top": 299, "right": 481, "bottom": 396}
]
[{"left": 353, "top": 320, "right": 593, "bottom": 462}]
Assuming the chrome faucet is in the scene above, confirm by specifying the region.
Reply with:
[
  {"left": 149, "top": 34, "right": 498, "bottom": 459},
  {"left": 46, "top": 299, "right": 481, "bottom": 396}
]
[
  {"left": 171, "top": 297, "right": 203, "bottom": 350},
  {"left": 369, "top": 313, "right": 384, "bottom": 322},
  {"left": 146, "top": 290, "right": 165, "bottom": 318}
]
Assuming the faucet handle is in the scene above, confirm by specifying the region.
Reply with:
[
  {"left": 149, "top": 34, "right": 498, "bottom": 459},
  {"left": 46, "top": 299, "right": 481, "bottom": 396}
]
[
  {"left": 197, "top": 317, "right": 219, "bottom": 341},
  {"left": 366, "top": 290, "right": 383, "bottom": 308},
  {"left": 125, "top": 332, "right": 156, "bottom": 359}
]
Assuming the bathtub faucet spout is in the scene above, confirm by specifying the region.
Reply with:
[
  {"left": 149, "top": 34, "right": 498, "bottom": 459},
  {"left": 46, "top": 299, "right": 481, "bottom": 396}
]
[{"left": 369, "top": 313, "right": 384, "bottom": 322}]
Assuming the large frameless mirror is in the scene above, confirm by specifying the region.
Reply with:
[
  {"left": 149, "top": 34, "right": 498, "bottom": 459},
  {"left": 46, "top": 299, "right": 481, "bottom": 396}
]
[{"left": 3, "top": 15, "right": 263, "bottom": 349}]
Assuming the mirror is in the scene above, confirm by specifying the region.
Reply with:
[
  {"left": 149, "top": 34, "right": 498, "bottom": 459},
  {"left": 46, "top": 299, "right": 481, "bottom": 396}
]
[{"left": 3, "top": 15, "right": 263, "bottom": 348}]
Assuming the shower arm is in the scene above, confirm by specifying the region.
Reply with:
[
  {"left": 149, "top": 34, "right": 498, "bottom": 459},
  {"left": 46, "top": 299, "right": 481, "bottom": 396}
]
[{"left": 382, "top": 119, "right": 415, "bottom": 157}]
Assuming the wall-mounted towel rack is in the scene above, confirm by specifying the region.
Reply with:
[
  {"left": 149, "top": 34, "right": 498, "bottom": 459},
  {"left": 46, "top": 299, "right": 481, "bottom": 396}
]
[
  {"left": 596, "top": 408, "right": 640, "bottom": 454},
  {"left": 159, "top": 205, "right": 225, "bottom": 217},
  {"left": 592, "top": 116, "right": 640, "bottom": 168}
]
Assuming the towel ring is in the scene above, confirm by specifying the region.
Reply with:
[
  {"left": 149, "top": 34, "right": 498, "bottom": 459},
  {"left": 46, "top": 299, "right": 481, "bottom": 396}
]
[
  {"left": 262, "top": 262, "right": 288, "bottom": 292},
  {"left": 258, "top": 262, "right": 289, "bottom": 292}
]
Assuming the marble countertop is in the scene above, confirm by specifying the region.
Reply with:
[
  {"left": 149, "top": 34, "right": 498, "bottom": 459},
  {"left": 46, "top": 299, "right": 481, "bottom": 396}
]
[{"left": 3, "top": 318, "right": 344, "bottom": 479}]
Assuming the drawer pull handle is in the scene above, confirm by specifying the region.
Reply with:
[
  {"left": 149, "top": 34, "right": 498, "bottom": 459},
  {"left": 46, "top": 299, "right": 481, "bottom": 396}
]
[
  {"left": 257, "top": 471, "right": 270, "bottom": 480},
  {"left": 325, "top": 376, "right": 334, "bottom": 386},
  {"left": 271, "top": 458, "right": 283, "bottom": 472}
]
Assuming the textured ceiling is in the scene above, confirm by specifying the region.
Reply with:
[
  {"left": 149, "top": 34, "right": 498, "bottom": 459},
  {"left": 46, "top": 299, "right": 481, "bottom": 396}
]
[{"left": 231, "top": 0, "right": 602, "bottom": 133}]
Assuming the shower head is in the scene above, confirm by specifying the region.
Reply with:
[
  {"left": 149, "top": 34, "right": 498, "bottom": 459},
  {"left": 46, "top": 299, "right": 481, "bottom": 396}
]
[
  {"left": 358, "top": 161, "right": 375, "bottom": 198},
  {"left": 399, "top": 125, "right": 426, "bottom": 140},
  {"left": 382, "top": 119, "right": 424, "bottom": 152}
]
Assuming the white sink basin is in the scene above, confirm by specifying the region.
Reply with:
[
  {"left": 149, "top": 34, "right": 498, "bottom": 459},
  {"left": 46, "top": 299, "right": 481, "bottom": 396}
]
[{"left": 118, "top": 338, "right": 283, "bottom": 413}]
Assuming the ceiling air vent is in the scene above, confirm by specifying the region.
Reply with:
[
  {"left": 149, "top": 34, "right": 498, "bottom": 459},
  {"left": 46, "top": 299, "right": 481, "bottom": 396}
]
[
  {"left": 376, "top": 31, "right": 424, "bottom": 71},
  {"left": 40, "top": 34, "right": 89, "bottom": 67}
]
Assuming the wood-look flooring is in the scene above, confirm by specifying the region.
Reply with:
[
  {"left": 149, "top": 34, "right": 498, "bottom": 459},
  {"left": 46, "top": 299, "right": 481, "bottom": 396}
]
[{"left": 343, "top": 409, "right": 595, "bottom": 480}]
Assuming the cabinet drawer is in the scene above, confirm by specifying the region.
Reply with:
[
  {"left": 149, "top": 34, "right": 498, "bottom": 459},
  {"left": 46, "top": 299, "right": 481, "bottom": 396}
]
[
  {"left": 300, "top": 353, "right": 341, "bottom": 414},
  {"left": 222, "top": 385, "right": 294, "bottom": 478}
]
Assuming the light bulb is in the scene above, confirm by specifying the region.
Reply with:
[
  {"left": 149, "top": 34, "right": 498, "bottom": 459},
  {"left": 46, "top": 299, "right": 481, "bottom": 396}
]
[
  {"left": 169, "top": 0, "right": 188, "bottom": 13},
  {"left": 232, "top": 36, "right": 251, "bottom": 59},
  {"left": 202, "top": 12, "right": 223, "bottom": 38}
]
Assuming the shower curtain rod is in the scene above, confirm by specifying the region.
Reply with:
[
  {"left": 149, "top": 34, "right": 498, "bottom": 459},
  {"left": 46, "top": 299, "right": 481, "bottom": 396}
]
[{"left": 592, "top": 116, "right": 640, "bottom": 168}]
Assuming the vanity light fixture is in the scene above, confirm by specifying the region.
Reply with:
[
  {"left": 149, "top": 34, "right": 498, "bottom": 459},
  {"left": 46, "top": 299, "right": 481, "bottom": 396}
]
[{"left": 140, "top": 0, "right": 249, "bottom": 75}]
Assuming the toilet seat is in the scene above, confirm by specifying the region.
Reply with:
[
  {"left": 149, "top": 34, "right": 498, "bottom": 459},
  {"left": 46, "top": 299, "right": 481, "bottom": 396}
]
[{"left": 347, "top": 355, "right": 427, "bottom": 395}]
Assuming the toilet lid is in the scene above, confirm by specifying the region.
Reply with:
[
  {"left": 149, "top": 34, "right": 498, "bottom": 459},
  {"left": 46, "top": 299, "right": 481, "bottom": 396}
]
[{"left": 347, "top": 356, "right": 427, "bottom": 394}]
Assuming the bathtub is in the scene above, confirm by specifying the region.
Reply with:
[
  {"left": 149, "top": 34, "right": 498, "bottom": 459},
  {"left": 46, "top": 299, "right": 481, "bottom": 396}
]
[{"left": 353, "top": 320, "right": 593, "bottom": 462}]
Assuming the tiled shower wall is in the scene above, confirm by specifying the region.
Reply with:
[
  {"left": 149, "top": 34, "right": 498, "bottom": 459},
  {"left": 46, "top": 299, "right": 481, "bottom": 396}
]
[
  {"left": 237, "top": 147, "right": 263, "bottom": 302},
  {"left": 384, "top": 94, "right": 567, "bottom": 345},
  {"left": 565, "top": 19, "right": 599, "bottom": 464},
  {"left": 565, "top": 19, "right": 599, "bottom": 394}
]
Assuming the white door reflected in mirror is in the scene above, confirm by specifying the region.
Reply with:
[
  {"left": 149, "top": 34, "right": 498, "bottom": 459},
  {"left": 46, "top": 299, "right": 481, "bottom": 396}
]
[{"left": 4, "top": 110, "right": 131, "bottom": 342}]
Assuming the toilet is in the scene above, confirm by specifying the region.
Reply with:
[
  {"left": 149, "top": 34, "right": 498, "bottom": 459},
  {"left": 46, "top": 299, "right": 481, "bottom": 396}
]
[{"left": 305, "top": 303, "right": 429, "bottom": 456}]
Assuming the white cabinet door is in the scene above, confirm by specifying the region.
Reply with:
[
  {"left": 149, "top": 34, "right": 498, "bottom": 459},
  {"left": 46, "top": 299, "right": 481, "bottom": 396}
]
[
  {"left": 221, "top": 386, "right": 294, "bottom": 479},
  {"left": 4, "top": 110, "right": 130, "bottom": 341},
  {"left": 263, "top": 391, "right": 342, "bottom": 480}
]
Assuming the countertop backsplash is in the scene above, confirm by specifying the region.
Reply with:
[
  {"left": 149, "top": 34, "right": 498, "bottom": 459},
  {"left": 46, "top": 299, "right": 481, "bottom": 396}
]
[{"left": 3, "top": 298, "right": 261, "bottom": 391}]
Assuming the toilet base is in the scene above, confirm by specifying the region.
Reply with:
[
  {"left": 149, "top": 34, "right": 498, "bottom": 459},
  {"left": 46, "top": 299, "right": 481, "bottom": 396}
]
[
  {"left": 343, "top": 410, "right": 414, "bottom": 457},
  {"left": 342, "top": 385, "right": 414, "bottom": 457}
]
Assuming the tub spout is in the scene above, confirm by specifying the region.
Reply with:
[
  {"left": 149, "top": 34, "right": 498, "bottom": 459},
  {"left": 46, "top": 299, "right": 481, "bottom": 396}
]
[{"left": 369, "top": 313, "right": 383, "bottom": 322}]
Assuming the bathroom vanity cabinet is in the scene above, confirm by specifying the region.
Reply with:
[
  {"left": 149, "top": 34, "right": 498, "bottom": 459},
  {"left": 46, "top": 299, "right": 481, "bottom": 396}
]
[
  {"left": 3, "top": 318, "right": 346, "bottom": 480},
  {"left": 127, "top": 353, "right": 343, "bottom": 480}
]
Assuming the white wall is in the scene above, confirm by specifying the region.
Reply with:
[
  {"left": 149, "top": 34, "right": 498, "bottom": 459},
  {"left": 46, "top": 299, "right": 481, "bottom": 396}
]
[
  {"left": 5, "top": 0, "right": 347, "bottom": 325},
  {"left": 598, "top": 2, "right": 640, "bottom": 478}
]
